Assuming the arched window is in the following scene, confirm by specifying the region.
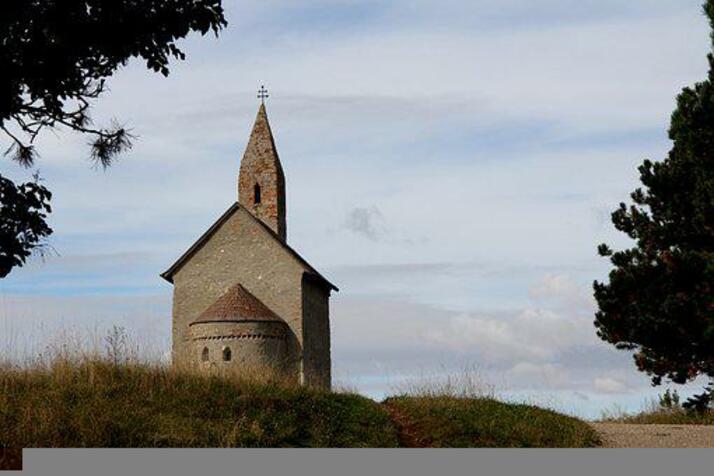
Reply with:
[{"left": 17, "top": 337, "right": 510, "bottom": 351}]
[
  {"left": 201, "top": 347, "right": 209, "bottom": 362},
  {"left": 254, "top": 183, "right": 261, "bottom": 204},
  {"left": 222, "top": 347, "right": 232, "bottom": 362}
]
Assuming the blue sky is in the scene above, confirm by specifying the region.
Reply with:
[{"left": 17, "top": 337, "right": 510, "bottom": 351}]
[{"left": 1, "top": 0, "right": 713, "bottom": 418}]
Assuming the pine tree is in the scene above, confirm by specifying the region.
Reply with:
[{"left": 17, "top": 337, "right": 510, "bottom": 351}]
[{"left": 594, "top": 1, "right": 714, "bottom": 409}]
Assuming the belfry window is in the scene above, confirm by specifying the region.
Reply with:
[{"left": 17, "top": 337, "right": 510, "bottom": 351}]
[
  {"left": 254, "top": 183, "right": 261, "bottom": 204},
  {"left": 201, "top": 347, "right": 209, "bottom": 362},
  {"left": 222, "top": 347, "right": 232, "bottom": 362}
]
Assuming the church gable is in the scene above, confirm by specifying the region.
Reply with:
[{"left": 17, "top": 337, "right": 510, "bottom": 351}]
[{"left": 161, "top": 203, "right": 337, "bottom": 292}]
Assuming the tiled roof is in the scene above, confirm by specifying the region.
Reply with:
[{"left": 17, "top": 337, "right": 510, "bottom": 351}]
[{"left": 190, "top": 283, "right": 285, "bottom": 325}]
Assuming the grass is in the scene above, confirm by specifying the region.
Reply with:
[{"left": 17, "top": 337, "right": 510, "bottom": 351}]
[
  {"left": 0, "top": 351, "right": 601, "bottom": 448},
  {"left": 383, "top": 395, "right": 600, "bottom": 448},
  {"left": 0, "top": 359, "right": 398, "bottom": 448},
  {"left": 599, "top": 389, "right": 714, "bottom": 425},
  {"left": 600, "top": 405, "right": 714, "bottom": 425}
]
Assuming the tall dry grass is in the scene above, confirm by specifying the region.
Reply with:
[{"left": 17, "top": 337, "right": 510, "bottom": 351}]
[
  {"left": 0, "top": 327, "right": 398, "bottom": 448},
  {"left": 599, "top": 397, "right": 714, "bottom": 425},
  {"left": 0, "top": 359, "right": 398, "bottom": 447},
  {"left": 388, "top": 363, "right": 496, "bottom": 399}
]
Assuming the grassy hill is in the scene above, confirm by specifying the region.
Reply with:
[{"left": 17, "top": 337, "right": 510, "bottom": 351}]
[
  {"left": 384, "top": 395, "right": 599, "bottom": 447},
  {"left": 0, "top": 360, "right": 599, "bottom": 448}
]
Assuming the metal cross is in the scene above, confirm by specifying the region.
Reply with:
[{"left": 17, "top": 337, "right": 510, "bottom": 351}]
[{"left": 257, "top": 85, "right": 269, "bottom": 104}]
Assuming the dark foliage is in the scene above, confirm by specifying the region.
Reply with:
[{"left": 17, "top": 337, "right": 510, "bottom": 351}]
[
  {"left": 0, "top": 174, "right": 52, "bottom": 278},
  {"left": 682, "top": 382, "right": 714, "bottom": 413},
  {"left": 1, "top": 0, "right": 226, "bottom": 167},
  {"left": 594, "top": 1, "right": 714, "bottom": 407},
  {"left": 0, "top": 0, "right": 226, "bottom": 277}
]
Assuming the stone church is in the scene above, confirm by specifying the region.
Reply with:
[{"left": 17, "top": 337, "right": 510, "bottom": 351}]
[{"left": 161, "top": 100, "right": 338, "bottom": 388}]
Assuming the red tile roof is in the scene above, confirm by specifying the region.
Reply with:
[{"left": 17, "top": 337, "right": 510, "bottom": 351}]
[{"left": 190, "top": 283, "right": 286, "bottom": 325}]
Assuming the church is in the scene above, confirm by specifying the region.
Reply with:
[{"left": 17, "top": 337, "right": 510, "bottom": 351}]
[{"left": 161, "top": 93, "right": 338, "bottom": 388}]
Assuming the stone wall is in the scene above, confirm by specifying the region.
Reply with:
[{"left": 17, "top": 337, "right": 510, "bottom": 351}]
[
  {"left": 171, "top": 206, "right": 304, "bottom": 375},
  {"left": 190, "top": 320, "right": 291, "bottom": 377},
  {"left": 301, "top": 275, "right": 331, "bottom": 388},
  {"left": 237, "top": 104, "right": 286, "bottom": 240}
]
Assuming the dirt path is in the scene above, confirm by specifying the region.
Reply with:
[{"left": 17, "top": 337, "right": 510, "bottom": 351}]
[
  {"left": 592, "top": 423, "right": 714, "bottom": 448},
  {"left": 382, "top": 402, "right": 425, "bottom": 448}
]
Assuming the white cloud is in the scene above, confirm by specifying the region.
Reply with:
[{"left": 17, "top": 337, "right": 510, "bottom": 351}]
[
  {"left": 529, "top": 273, "right": 595, "bottom": 310},
  {"left": 508, "top": 362, "right": 571, "bottom": 389},
  {"left": 594, "top": 377, "right": 629, "bottom": 394},
  {"left": 420, "top": 306, "right": 589, "bottom": 363},
  {"left": 330, "top": 268, "right": 611, "bottom": 373},
  {"left": 530, "top": 274, "right": 581, "bottom": 300}
]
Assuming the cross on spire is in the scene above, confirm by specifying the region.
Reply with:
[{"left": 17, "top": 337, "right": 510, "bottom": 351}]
[{"left": 257, "top": 85, "right": 269, "bottom": 105}]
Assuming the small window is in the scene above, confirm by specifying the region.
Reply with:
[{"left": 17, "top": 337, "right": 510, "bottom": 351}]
[
  {"left": 222, "top": 347, "right": 232, "bottom": 362},
  {"left": 254, "top": 183, "right": 261, "bottom": 204},
  {"left": 201, "top": 347, "right": 209, "bottom": 362}
]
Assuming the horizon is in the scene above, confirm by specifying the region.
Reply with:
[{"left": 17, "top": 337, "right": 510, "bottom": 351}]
[{"left": 1, "top": 0, "right": 712, "bottom": 419}]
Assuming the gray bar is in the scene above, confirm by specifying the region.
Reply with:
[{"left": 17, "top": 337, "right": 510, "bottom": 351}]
[{"left": 20, "top": 448, "right": 714, "bottom": 476}]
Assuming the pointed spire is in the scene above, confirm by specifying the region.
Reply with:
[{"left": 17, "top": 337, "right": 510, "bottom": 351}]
[
  {"left": 244, "top": 103, "right": 280, "bottom": 164},
  {"left": 238, "top": 100, "right": 287, "bottom": 240}
]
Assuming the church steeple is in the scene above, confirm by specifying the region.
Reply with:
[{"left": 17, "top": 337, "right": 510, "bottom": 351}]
[{"left": 238, "top": 98, "right": 286, "bottom": 241}]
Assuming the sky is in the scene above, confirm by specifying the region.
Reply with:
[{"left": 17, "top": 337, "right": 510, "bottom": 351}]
[{"left": 1, "top": 0, "right": 713, "bottom": 419}]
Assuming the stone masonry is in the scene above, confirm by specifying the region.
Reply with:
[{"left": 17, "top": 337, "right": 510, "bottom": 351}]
[{"left": 238, "top": 104, "right": 287, "bottom": 241}]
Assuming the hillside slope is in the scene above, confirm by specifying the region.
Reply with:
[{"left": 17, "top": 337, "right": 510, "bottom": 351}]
[
  {"left": 0, "top": 361, "right": 397, "bottom": 448},
  {"left": 384, "top": 396, "right": 599, "bottom": 447},
  {"left": 0, "top": 361, "right": 599, "bottom": 448}
]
